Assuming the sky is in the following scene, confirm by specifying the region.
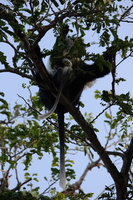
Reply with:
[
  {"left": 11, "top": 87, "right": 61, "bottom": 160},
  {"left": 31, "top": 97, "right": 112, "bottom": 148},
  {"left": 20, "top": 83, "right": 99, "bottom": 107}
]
[{"left": 0, "top": 0, "right": 133, "bottom": 198}]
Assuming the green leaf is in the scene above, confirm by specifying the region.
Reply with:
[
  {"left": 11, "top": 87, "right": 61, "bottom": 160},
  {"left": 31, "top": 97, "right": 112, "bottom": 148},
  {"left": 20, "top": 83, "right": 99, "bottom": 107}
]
[
  {"left": 0, "top": 52, "right": 10, "bottom": 68},
  {"left": 105, "top": 112, "right": 111, "bottom": 119}
]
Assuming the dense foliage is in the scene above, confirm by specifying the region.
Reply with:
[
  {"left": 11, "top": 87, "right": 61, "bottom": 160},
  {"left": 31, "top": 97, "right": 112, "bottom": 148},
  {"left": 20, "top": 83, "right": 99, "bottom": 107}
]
[{"left": 0, "top": 0, "right": 133, "bottom": 199}]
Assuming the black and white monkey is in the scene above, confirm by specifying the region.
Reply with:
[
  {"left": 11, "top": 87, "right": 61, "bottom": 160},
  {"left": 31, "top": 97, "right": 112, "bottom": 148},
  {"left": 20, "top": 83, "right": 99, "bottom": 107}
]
[{"left": 33, "top": 25, "right": 115, "bottom": 190}]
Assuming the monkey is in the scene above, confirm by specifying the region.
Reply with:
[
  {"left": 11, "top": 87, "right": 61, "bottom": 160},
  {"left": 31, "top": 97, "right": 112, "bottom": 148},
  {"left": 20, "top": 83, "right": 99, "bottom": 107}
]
[
  {"left": 33, "top": 25, "right": 115, "bottom": 190},
  {"left": 38, "top": 58, "right": 73, "bottom": 119}
]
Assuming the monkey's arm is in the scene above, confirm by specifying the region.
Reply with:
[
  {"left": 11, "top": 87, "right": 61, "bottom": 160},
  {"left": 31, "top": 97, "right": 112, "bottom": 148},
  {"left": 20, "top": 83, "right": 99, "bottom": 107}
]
[{"left": 67, "top": 50, "right": 115, "bottom": 105}]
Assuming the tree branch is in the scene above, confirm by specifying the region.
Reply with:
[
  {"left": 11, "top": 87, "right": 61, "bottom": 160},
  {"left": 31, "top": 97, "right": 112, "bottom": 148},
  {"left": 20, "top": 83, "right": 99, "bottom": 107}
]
[
  {"left": 0, "top": 68, "right": 33, "bottom": 80},
  {"left": 121, "top": 138, "right": 133, "bottom": 177}
]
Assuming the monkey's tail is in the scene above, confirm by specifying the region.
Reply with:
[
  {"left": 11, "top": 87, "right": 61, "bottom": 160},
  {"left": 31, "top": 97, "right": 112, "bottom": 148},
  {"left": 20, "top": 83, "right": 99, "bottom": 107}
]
[{"left": 58, "top": 105, "right": 66, "bottom": 190}]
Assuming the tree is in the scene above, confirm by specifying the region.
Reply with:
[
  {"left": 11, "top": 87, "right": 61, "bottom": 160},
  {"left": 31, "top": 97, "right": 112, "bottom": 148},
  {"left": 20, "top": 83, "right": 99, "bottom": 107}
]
[{"left": 0, "top": 0, "right": 133, "bottom": 199}]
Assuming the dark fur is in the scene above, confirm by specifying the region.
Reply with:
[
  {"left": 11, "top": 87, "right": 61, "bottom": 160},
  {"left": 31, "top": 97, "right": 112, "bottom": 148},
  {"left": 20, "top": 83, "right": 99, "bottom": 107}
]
[{"left": 33, "top": 40, "right": 115, "bottom": 189}]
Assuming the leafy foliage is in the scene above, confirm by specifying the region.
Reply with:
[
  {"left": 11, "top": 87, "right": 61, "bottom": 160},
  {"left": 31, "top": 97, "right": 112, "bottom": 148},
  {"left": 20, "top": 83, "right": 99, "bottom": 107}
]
[{"left": 0, "top": 0, "right": 133, "bottom": 199}]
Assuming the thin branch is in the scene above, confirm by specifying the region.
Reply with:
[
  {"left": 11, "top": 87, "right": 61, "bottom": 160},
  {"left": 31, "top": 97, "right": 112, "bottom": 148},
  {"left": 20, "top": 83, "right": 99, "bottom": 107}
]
[
  {"left": 11, "top": 178, "right": 32, "bottom": 192},
  {"left": 116, "top": 51, "right": 133, "bottom": 67},
  {"left": 90, "top": 103, "right": 114, "bottom": 124},
  {"left": 63, "top": 158, "right": 102, "bottom": 195},
  {"left": 106, "top": 151, "right": 123, "bottom": 157},
  {"left": 41, "top": 178, "right": 59, "bottom": 195},
  {"left": 117, "top": 5, "right": 133, "bottom": 27},
  {"left": 121, "top": 20, "right": 133, "bottom": 23},
  {"left": 17, "top": 94, "right": 40, "bottom": 115},
  {"left": 0, "top": 68, "right": 33, "bottom": 80}
]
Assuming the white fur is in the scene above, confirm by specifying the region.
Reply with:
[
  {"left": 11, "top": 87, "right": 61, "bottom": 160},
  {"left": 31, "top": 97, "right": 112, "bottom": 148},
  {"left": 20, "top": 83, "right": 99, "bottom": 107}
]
[
  {"left": 83, "top": 80, "right": 96, "bottom": 90},
  {"left": 45, "top": 57, "right": 56, "bottom": 75}
]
